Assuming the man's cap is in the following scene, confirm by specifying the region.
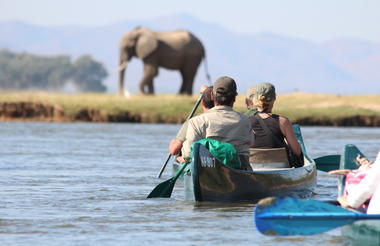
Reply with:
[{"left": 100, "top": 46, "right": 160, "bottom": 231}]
[
  {"left": 213, "top": 76, "right": 237, "bottom": 96},
  {"left": 254, "top": 82, "right": 276, "bottom": 102}
]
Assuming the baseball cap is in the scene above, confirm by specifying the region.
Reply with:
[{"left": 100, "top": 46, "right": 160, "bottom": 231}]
[{"left": 212, "top": 76, "right": 237, "bottom": 96}]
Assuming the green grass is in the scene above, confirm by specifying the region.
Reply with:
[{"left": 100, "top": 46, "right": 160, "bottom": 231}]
[{"left": 1, "top": 91, "right": 379, "bottom": 122}]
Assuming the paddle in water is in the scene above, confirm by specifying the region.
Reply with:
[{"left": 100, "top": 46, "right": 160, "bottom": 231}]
[
  {"left": 254, "top": 197, "right": 380, "bottom": 236},
  {"left": 148, "top": 162, "right": 189, "bottom": 198},
  {"left": 156, "top": 93, "right": 204, "bottom": 178}
]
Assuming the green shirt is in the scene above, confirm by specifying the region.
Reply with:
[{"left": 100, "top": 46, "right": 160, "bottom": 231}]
[{"left": 245, "top": 108, "right": 258, "bottom": 117}]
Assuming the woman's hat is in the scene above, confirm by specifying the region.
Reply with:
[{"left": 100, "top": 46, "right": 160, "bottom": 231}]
[{"left": 254, "top": 82, "right": 276, "bottom": 102}]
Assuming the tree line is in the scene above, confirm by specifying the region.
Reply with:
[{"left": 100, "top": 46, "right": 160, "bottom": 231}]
[{"left": 0, "top": 49, "right": 108, "bottom": 92}]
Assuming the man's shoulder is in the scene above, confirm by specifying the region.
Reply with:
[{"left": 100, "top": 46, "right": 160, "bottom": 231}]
[{"left": 189, "top": 112, "right": 209, "bottom": 123}]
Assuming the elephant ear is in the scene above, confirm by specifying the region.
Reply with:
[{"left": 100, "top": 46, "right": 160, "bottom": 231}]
[{"left": 136, "top": 30, "right": 158, "bottom": 59}]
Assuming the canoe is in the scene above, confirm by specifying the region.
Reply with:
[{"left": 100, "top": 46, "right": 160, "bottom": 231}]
[
  {"left": 253, "top": 144, "right": 380, "bottom": 236},
  {"left": 254, "top": 196, "right": 380, "bottom": 236},
  {"left": 179, "top": 125, "right": 317, "bottom": 202},
  {"left": 341, "top": 220, "right": 380, "bottom": 245},
  {"left": 337, "top": 144, "right": 380, "bottom": 243},
  {"left": 337, "top": 144, "right": 365, "bottom": 196}
]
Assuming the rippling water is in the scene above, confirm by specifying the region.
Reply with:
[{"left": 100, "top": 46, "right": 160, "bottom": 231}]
[{"left": 0, "top": 122, "right": 379, "bottom": 245}]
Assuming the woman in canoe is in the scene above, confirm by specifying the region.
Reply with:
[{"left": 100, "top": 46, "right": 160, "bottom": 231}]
[
  {"left": 336, "top": 151, "right": 380, "bottom": 214},
  {"left": 248, "top": 82, "right": 303, "bottom": 168},
  {"left": 329, "top": 155, "right": 373, "bottom": 199}
]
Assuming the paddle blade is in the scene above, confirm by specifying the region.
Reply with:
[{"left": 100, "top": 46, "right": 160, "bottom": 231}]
[
  {"left": 147, "top": 163, "right": 189, "bottom": 198},
  {"left": 254, "top": 197, "right": 358, "bottom": 236},
  {"left": 147, "top": 178, "right": 175, "bottom": 198},
  {"left": 314, "top": 155, "right": 341, "bottom": 172}
]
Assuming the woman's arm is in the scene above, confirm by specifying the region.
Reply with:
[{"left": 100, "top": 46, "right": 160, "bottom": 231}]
[
  {"left": 279, "top": 116, "right": 301, "bottom": 156},
  {"left": 328, "top": 169, "right": 352, "bottom": 175}
]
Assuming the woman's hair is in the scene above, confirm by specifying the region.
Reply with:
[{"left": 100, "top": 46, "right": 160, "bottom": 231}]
[
  {"left": 252, "top": 95, "right": 275, "bottom": 112},
  {"left": 202, "top": 86, "right": 215, "bottom": 109}
]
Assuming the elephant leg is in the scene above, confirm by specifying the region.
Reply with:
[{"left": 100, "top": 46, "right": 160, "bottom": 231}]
[
  {"left": 180, "top": 59, "right": 201, "bottom": 95},
  {"left": 178, "top": 77, "right": 186, "bottom": 94},
  {"left": 140, "top": 64, "right": 158, "bottom": 94},
  {"left": 147, "top": 80, "right": 154, "bottom": 94}
]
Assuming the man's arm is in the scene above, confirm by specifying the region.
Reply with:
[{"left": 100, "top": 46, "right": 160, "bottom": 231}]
[
  {"left": 168, "top": 120, "right": 189, "bottom": 155},
  {"left": 169, "top": 139, "right": 183, "bottom": 155}
]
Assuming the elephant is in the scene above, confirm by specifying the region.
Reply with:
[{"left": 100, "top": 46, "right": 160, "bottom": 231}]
[{"left": 118, "top": 26, "right": 209, "bottom": 95}]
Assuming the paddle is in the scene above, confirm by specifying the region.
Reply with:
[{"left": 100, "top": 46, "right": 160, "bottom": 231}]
[
  {"left": 312, "top": 144, "right": 365, "bottom": 172},
  {"left": 314, "top": 154, "right": 341, "bottom": 172},
  {"left": 156, "top": 93, "right": 204, "bottom": 178},
  {"left": 292, "top": 125, "right": 340, "bottom": 172},
  {"left": 254, "top": 197, "right": 380, "bottom": 236},
  {"left": 147, "top": 162, "right": 189, "bottom": 198}
]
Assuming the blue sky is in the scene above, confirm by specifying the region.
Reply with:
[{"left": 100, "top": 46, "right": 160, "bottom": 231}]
[{"left": 1, "top": 0, "right": 379, "bottom": 42}]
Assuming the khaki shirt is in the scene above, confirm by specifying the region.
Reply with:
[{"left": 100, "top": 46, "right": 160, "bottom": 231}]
[
  {"left": 182, "top": 105, "right": 254, "bottom": 159},
  {"left": 175, "top": 120, "right": 189, "bottom": 142}
]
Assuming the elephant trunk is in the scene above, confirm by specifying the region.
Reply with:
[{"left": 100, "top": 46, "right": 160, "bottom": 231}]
[{"left": 118, "top": 60, "right": 128, "bottom": 96}]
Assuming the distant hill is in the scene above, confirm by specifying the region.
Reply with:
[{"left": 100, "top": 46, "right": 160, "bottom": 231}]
[{"left": 1, "top": 14, "right": 379, "bottom": 94}]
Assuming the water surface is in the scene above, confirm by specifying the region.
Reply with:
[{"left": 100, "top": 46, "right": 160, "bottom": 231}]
[{"left": 0, "top": 122, "right": 379, "bottom": 245}]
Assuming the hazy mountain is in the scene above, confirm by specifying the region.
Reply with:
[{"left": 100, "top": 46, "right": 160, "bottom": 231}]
[{"left": 1, "top": 14, "right": 379, "bottom": 94}]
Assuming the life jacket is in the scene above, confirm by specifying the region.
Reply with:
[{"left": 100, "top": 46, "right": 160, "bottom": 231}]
[{"left": 190, "top": 138, "right": 241, "bottom": 169}]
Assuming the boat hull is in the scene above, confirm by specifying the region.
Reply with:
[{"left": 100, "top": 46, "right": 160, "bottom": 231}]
[{"left": 189, "top": 143, "right": 316, "bottom": 202}]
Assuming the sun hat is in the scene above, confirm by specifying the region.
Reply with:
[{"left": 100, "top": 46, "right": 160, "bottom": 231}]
[{"left": 254, "top": 82, "right": 276, "bottom": 102}]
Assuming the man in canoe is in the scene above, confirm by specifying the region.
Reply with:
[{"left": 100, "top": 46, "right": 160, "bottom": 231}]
[
  {"left": 168, "top": 85, "right": 214, "bottom": 157},
  {"left": 179, "top": 76, "right": 254, "bottom": 170},
  {"left": 245, "top": 85, "right": 258, "bottom": 117}
]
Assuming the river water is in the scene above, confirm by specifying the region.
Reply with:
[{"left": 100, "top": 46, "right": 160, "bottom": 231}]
[{"left": 0, "top": 122, "right": 379, "bottom": 246}]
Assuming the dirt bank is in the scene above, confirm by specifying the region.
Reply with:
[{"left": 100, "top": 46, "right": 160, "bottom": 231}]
[
  {"left": 1, "top": 102, "right": 380, "bottom": 126},
  {"left": 0, "top": 102, "right": 178, "bottom": 123},
  {"left": 295, "top": 115, "right": 380, "bottom": 127}
]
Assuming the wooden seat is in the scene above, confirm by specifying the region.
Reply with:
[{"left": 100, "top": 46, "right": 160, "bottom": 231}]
[{"left": 249, "top": 148, "right": 289, "bottom": 169}]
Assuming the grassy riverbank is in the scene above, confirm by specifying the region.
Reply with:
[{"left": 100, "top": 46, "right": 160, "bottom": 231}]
[{"left": 1, "top": 91, "right": 380, "bottom": 125}]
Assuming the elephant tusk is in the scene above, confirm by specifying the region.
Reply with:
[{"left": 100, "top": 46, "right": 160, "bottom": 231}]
[
  {"left": 124, "top": 88, "right": 131, "bottom": 98},
  {"left": 115, "top": 61, "right": 128, "bottom": 72}
]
